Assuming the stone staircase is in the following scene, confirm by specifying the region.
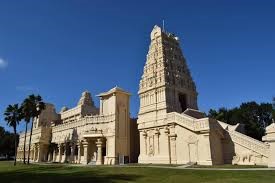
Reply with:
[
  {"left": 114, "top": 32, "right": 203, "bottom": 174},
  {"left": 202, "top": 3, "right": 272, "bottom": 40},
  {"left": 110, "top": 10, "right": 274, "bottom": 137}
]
[
  {"left": 168, "top": 112, "right": 269, "bottom": 158},
  {"left": 227, "top": 128, "right": 269, "bottom": 157}
]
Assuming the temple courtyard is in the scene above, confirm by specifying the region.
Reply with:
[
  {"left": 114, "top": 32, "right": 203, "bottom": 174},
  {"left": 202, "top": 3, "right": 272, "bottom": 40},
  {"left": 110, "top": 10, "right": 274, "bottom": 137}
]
[{"left": 1, "top": 161, "right": 275, "bottom": 183}]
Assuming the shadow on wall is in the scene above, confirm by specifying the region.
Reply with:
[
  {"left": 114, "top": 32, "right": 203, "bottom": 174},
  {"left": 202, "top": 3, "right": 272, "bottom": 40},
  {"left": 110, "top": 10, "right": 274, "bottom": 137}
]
[
  {"left": 130, "top": 118, "right": 140, "bottom": 163},
  {"left": 222, "top": 132, "right": 236, "bottom": 164}
]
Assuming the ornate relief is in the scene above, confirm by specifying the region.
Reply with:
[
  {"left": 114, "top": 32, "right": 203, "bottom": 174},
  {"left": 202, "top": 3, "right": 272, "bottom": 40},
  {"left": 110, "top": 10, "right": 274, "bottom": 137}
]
[
  {"left": 186, "top": 135, "right": 198, "bottom": 144},
  {"left": 232, "top": 151, "right": 256, "bottom": 165}
]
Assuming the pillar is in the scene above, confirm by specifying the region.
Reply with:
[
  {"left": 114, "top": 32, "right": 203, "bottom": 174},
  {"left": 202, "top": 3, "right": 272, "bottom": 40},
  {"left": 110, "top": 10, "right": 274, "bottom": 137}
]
[
  {"left": 164, "top": 127, "right": 171, "bottom": 164},
  {"left": 36, "top": 143, "right": 41, "bottom": 162},
  {"left": 143, "top": 131, "right": 147, "bottom": 155},
  {"left": 77, "top": 141, "right": 82, "bottom": 164},
  {"left": 53, "top": 147, "right": 56, "bottom": 162},
  {"left": 63, "top": 143, "right": 67, "bottom": 163},
  {"left": 96, "top": 138, "right": 103, "bottom": 165},
  {"left": 81, "top": 139, "right": 89, "bottom": 165},
  {"left": 58, "top": 144, "right": 63, "bottom": 163},
  {"left": 169, "top": 134, "right": 177, "bottom": 164},
  {"left": 70, "top": 143, "right": 75, "bottom": 163},
  {"left": 155, "top": 129, "right": 160, "bottom": 155},
  {"left": 169, "top": 125, "right": 177, "bottom": 164},
  {"left": 33, "top": 144, "right": 36, "bottom": 161}
]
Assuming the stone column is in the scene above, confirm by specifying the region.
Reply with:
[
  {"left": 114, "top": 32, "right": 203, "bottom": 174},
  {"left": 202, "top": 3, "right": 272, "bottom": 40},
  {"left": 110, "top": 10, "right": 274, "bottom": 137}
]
[
  {"left": 32, "top": 145, "right": 36, "bottom": 161},
  {"left": 77, "top": 141, "right": 82, "bottom": 164},
  {"left": 143, "top": 131, "right": 148, "bottom": 155},
  {"left": 155, "top": 129, "right": 160, "bottom": 155},
  {"left": 36, "top": 143, "right": 41, "bottom": 162},
  {"left": 63, "top": 143, "right": 67, "bottom": 163},
  {"left": 263, "top": 123, "right": 275, "bottom": 167},
  {"left": 81, "top": 139, "right": 89, "bottom": 165},
  {"left": 164, "top": 127, "right": 171, "bottom": 164},
  {"left": 58, "top": 144, "right": 63, "bottom": 163},
  {"left": 48, "top": 148, "right": 53, "bottom": 162},
  {"left": 53, "top": 147, "right": 56, "bottom": 162},
  {"left": 169, "top": 134, "right": 177, "bottom": 164},
  {"left": 70, "top": 143, "right": 75, "bottom": 163},
  {"left": 169, "top": 125, "right": 177, "bottom": 164},
  {"left": 96, "top": 138, "right": 103, "bottom": 165}
]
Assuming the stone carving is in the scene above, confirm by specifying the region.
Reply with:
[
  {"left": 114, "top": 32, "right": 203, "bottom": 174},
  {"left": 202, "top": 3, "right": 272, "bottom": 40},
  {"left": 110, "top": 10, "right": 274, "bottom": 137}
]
[
  {"left": 148, "top": 145, "right": 154, "bottom": 156},
  {"left": 232, "top": 151, "right": 255, "bottom": 165},
  {"left": 186, "top": 135, "right": 198, "bottom": 144}
]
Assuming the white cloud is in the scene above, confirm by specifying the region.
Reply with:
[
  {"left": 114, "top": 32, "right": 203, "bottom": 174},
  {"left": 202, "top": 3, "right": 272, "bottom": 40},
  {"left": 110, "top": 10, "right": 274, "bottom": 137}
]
[
  {"left": 16, "top": 86, "right": 38, "bottom": 93},
  {"left": 0, "top": 58, "right": 8, "bottom": 69}
]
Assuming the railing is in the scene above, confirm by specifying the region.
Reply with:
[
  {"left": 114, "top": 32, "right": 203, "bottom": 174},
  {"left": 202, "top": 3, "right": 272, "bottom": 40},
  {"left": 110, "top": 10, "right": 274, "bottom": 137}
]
[
  {"left": 60, "top": 105, "right": 82, "bottom": 119},
  {"left": 228, "top": 130, "right": 269, "bottom": 157},
  {"left": 166, "top": 112, "right": 210, "bottom": 131},
  {"left": 52, "top": 114, "right": 115, "bottom": 133}
]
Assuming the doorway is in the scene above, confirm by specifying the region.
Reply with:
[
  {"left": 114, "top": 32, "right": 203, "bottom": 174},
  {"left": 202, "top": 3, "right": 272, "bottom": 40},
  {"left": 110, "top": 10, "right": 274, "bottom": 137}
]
[{"left": 178, "top": 93, "right": 187, "bottom": 112}]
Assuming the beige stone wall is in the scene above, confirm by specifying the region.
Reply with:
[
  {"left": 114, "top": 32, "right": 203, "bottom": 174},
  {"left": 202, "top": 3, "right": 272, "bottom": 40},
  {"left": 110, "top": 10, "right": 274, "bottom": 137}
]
[{"left": 17, "top": 87, "right": 135, "bottom": 165}]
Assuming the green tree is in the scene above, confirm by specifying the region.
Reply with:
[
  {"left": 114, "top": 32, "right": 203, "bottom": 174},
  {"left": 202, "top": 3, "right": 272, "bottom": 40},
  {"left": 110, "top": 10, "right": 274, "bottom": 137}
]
[
  {"left": 208, "top": 101, "right": 273, "bottom": 140},
  {"left": 4, "top": 104, "right": 23, "bottom": 166},
  {"left": 0, "top": 126, "right": 19, "bottom": 158},
  {"left": 25, "top": 95, "right": 45, "bottom": 164}
]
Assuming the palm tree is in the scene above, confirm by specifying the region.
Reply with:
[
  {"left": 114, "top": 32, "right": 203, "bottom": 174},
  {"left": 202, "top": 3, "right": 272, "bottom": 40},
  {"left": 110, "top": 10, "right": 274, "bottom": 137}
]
[
  {"left": 26, "top": 94, "right": 45, "bottom": 164},
  {"left": 21, "top": 98, "right": 32, "bottom": 164},
  {"left": 4, "top": 104, "right": 23, "bottom": 166}
]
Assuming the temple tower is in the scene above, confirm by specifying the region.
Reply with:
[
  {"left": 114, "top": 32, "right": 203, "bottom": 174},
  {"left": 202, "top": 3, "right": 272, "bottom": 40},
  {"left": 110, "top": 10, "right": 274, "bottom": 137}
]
[{"left": 138, "top": 25, "right": 198, "bottom": 126}]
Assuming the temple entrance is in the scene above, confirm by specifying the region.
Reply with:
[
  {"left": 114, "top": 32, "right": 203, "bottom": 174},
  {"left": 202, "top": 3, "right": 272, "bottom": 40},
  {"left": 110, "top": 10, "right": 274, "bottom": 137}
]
[{"left": 179, "top": 93, "right": 187, "bottom": 112}]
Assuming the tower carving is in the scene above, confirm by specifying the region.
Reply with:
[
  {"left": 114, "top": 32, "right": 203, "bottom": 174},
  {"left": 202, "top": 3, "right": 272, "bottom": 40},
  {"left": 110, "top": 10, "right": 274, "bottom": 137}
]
[{"left": 138, "top": 25, "right": 198, "bottom": 125}]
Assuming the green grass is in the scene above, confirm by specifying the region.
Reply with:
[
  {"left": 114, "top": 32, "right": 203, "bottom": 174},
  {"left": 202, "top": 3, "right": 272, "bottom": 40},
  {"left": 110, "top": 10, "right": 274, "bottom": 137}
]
[{"left": 0, "top": 161, "right": 275, "bottom": 183}]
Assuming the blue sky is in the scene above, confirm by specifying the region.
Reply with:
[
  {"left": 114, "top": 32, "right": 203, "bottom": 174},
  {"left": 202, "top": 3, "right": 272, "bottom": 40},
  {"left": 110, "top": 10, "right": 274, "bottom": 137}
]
[{"left": 0, "top": 0, "right": 274, "bottom": 132}]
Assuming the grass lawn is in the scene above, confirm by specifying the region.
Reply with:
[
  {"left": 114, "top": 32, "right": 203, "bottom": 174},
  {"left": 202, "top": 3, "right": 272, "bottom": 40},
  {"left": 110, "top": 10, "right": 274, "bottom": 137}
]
[{"left": 0, "top": 161, "right": 275, "bottom": 183}]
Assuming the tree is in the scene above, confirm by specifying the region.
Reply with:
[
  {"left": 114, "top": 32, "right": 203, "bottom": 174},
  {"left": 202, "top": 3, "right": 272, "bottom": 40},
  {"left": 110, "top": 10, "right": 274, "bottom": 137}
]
[
  {"left": 4, "top": 104, "right": 23, "bottom": 166},
  {"left": 0, "top": 126, "right": 19, "bottom": 158},
  {"left": 21, "top": 98, "right": 32, "bottom": 164},
  {"left": 25, "top": 95, "right": 45, "bottom": 164},
  {"left": 208, "top": 101, "right": 273, "bottom": 141}
]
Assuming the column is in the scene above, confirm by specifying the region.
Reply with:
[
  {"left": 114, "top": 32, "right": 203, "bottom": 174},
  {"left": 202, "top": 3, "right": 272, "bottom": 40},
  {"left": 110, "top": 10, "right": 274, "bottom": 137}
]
[
  {"left": 143, "top": 131, "right": 148, "bottom": 155},
  {"left": 164, "top": 127, "right": 171, "bottom": 164},
  {"left": 77, "top": 141, "right": 82, "bottom": 164},
  {"left": 58, "top": 144, "right": 63, "bottom": 163},
  {"left": 155, "top": 129, "right": 160, "bottom": 155},
  {"left": 30, "top": 144, "right": 35, "bottom": 161},
  {"left": 81, "top": 139, "right": 89, "bottom": 165},
  {"left": 63, "top": 143, "right": 67, "bottom": 163},
  {"left": 169, "top": 134, "right": 177, "bottom": 164},
  {"left": 52, "top": 146, "right": 56, "bottom": 162},
  {"left": 48, "top": 149, "right": 53, "bottom": 162},
  {"left": 96, "top": 138, "right": 103, "bottom": 165},
  {"left": 36, "top": 143, "right": 41, "bottom": 162},
  {"left": 70, "top": 143, "right": 75, "bottom": 163}
]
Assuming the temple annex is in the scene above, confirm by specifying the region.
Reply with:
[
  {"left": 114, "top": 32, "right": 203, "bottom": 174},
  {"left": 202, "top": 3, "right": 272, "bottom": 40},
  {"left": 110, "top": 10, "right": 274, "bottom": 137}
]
[{"left": 17, "top": 25, "right": 275, "bottom": 167}]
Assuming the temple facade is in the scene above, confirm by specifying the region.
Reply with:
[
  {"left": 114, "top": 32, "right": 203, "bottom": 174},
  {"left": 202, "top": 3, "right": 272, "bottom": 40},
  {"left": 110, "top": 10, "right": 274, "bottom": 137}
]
[
  {"left": 17, "top": 87, "right": 139, "bottom": 165},
  {"left": 137, "top": 25, "right": 275, "bottom": 167},
  {"left": 17, "top": 25, "right": 275, "bottom": 167}
]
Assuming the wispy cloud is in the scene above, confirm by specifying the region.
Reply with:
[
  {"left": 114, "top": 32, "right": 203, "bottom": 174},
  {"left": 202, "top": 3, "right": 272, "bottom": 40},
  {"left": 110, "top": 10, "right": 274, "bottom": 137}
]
[
  {"left": 16, "top": 86, "right": 39, "bottom": 93},
  {"left": 0, "top": 58, "right": 8, "bottom": 69}
]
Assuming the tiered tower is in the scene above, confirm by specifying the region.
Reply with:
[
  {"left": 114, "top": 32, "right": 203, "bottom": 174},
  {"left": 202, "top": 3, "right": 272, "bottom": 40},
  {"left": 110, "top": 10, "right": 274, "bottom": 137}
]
[{"left": 138, "top": 25, "right": 198, "bottom": 126}]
